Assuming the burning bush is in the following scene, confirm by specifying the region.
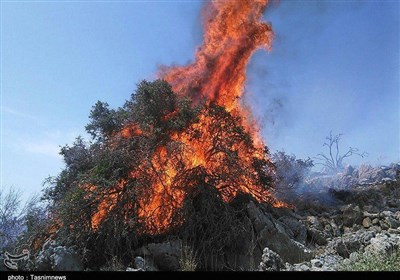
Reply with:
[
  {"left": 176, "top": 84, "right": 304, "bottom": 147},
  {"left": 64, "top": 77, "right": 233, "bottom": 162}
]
[
  {"left": 40, "top": 0, "right": 284, "bottom": 269},
  {"left": 41, "top": 79, "right": 278, "bottom": 269}
]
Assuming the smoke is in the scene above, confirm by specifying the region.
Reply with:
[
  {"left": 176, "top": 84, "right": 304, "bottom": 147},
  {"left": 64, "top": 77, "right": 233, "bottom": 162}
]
[
  {"left": 244, "top": 0, "right": 400, "bottom": 168},
  {"left": 245, "top": 51, "right": 291, "bottom": 140}
]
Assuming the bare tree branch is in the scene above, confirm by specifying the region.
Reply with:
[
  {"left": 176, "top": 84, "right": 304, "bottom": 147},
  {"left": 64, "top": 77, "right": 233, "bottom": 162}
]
[{"left": 314, "top": 132, "right": 368, "bottom": 173}]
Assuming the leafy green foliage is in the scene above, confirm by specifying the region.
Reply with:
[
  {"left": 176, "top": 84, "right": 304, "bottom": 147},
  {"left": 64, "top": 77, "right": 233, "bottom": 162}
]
[{"left": 85, "top": 101, "right": 121, "bottom": 141}]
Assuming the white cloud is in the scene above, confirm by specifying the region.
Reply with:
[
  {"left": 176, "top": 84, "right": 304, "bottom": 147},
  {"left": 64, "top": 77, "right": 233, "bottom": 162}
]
[
  {"left": 1, "top": 106, "right": 41, "bottom": 123},
  {"left": 2, "top": 107, "right": 89, "bottom": 159},
  {"left": 17, "top": 129, "right": 86, "bottom": 159},
  {"left": 23, "top": 140, "right": 62, "bottom": 158}
]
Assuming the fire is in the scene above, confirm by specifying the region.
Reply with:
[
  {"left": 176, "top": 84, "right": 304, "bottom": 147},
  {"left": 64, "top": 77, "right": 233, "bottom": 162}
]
[
  {"left": 87, "top": 0, "right": 289, "bottom": 234},
  {"left": 83, "top": 181, "right": 124, "bottom": 230},
  {"left": 162, "top": 0, "right": 273, "bottom": 115},
  {"left": 120, "top": 123, "right": 142, "bottom": 138}
]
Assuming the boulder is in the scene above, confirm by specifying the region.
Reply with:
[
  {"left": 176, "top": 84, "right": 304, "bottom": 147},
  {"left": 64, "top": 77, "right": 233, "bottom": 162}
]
[
  {"left": 126, "top": 267, "right": 143, "bottom": 272},
  {"left": 319, "top": 254, "right": 343, "bottom": 271},
  {"left": 133, "top": 256, "right": 157, "bottom": 271},
  {"left": 328, "top": 220, "right": 341, "bottom": 237},
  {"left": 362, "top": 217, "right": 372, "bottom": 228},
  {"left": 257, "top": 227, "right": 312, "bottom": 264},
  {"left": 349, "top": 252, "right": 360, "bottom": 262},
  {"left": 364, "top": 233, "right": 399, "bottom": 259},
  {"left": 344, "top": 165, "right": 355, "bottom": 177},
  {"left": 307, "top": 228, "right": 328, "bottom": 246},
  {"left": 341, "top": 258, "right": 351, "bottom": 266},
  {"left": 385, "top": 216, "right": 400, "bottom": 229},
  {"left": 291, "top": 263, "right": 311, "bottom": 271},
  {"left": 357, "top": 165, "right": 386, "bottom": 184},
  {"left": 334, "top": 239, "right": 361, "bottom": 258},
  {"left": 278, "top": 216, "right": 307, "bottom": 244},
  {"left": 310, "top": 259, "right": 323, "bottom": 268},
  {"left": 246, "top": 202, "right": 312, "bottom": 264},
  {"left": 337, "top": 174, "right": 358, "bottom": 190},
  {"left": 35, "top": 240, "right": 83, "bottom": 271},
  {"left": 358, "top": 231, "right": 375, "bottom": 245},
  {"left": 342, "top": 205, "right": 363, "bottom": 227},
  {"left": 306, "top": 216, "right": 320, "bottom": 228},
  {"left": 388, "top": 228, "right": 400, "bottom": 234},
  {"left": 136, "top": 240, "right": 182, "bottom": 271},
  {"left": 380, "top": 211, "right": 394, "bottom": 218},
  {"left": 379, "top": 220, "right": 389, "bottom": 230},
  {"left": 50, "top": 246, "right": 83, "bottom": 271},
  {"left": 259, "top": 247, "right": 285, "bottom": 271},
  {"left": 363, "top": 211, "right": 379, "bottom": 219},
  {"left": 246, "top": 201, "right": 275, "bottom": 233}
]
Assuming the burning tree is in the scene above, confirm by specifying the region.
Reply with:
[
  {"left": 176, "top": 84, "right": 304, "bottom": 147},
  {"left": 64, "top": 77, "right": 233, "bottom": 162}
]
[
  {"left": 40, "top": 0, "right": 286, "bottom": 269},
  {"left": 42, "top": 79, "right": 277, "bottom": 267}
]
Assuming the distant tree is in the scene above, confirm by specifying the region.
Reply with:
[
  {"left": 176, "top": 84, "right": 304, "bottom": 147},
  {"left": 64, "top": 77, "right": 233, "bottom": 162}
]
[
  {"left": 0, "top": 187, "right": 26, "bottom": 250},
  {"left": 0, "top": 187, "right": 50, "bottom": 254},
  {"left": 315, "top": 131, "right": 367, "bottom": 174}
]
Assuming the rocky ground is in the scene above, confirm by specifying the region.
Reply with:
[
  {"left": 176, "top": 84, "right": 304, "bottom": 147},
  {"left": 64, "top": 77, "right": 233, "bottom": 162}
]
[
  {"left": 3, "top": 163, "right": 399, "bottom": 271},
  {"left": 262, "top": 163, "right": 400, "bottom": 271}
]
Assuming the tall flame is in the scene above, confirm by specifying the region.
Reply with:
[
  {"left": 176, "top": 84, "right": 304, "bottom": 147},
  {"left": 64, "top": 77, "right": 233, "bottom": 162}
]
[
  {"left": 87, "top": 0, "right": 288, "bottom": 234},
  {"left": 162, "top": 0, "right": 273, "bottom": 112},
  {"left": 139, "top": 0, "right": 278, "bottom": 233},
  {"left": 162, "top": 0, "right": 273, "bottom": 151}
]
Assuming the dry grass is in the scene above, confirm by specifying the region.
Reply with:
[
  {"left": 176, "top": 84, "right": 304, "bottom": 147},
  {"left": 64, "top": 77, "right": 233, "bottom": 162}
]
[
  {"left": 179, "top": 245, "right": 197, "bottom": 271},
  {"left": 99, "top": 256, "right": 126, "bottom": 271}
]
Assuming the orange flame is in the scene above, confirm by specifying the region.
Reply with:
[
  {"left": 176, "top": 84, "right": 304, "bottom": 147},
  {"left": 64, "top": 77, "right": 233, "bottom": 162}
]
[
  {"left": 88, "top": 0, "right": 289, "bottom": 234},
  {"left": 139, "top": 0, "right": 279, "bottom": 233},
  {"left": 83, "top": 181, "right": 124, "bottom": 230},
  {"left": 162, "top": 0, "right": 273, "bottom": 113}
]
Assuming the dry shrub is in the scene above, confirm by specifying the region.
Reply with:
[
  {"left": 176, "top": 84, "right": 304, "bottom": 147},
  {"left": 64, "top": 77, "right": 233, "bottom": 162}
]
[{"left": 179, "top": 245, "right": 198, "bottom": 271}]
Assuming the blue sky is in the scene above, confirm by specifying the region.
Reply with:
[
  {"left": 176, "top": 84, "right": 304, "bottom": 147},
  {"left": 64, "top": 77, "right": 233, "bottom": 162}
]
[{"left": 1, "top": 0, "right": 399, "bottom": 202}]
